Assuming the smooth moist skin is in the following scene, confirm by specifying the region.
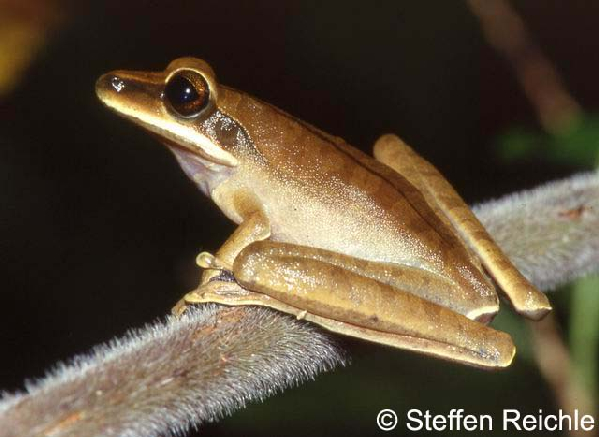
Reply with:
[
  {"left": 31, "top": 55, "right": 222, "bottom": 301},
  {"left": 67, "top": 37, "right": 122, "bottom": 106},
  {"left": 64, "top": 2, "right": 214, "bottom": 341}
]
[{"left": 96, "top": 57, "right": 551, "bottom": 369}]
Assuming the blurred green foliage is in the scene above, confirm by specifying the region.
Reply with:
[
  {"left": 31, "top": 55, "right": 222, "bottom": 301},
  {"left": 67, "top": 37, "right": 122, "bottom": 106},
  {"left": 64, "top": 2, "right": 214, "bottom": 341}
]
[
  {"left": 497, "top": 113, "right": 599, "bottom": 421},
  {"left": 571, "top": 276, "right": 599, "bottom": 410},
  {"left": 497, "top": 114, "right": 599, "bottom": 167}
]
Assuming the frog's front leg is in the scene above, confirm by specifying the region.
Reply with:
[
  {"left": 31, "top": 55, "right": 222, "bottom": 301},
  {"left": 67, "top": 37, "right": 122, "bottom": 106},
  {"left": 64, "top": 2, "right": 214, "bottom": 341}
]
[
  {"left": 172, "top": 193, "right": 271, "bottom": 315},
  {"left": 198, "top": 207, "right": 270, "bottom": 285},
  {"left": 226, "top": 240, "right": 514, "bottom": 368}
]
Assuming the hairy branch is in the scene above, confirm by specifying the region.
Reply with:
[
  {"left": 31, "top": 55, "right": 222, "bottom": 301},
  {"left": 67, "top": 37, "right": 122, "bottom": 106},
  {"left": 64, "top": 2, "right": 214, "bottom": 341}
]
[
  {"left": 0, "top": 306, "right": 345, "bottom": 437},
  {"left": 1, "top": 172, "right": 599, "bottom": 437},
  {"left": 473, "top": 172, "right": 599, "bottom": 290}
]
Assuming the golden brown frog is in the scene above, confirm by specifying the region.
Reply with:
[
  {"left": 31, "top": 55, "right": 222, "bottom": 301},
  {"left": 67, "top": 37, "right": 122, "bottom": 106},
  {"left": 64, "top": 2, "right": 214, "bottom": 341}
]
[{"left": 96, "top": 58, "right": 551, "bottom": 369}]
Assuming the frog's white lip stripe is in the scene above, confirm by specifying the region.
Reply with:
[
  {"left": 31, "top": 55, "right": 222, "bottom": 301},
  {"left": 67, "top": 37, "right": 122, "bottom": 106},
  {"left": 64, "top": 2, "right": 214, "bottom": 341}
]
[
  {"left": 135, "top": 112, "right": 239, "bottom": 167},
  {"left": 99, "top": 94, "right": 238, "bottom": 168}
]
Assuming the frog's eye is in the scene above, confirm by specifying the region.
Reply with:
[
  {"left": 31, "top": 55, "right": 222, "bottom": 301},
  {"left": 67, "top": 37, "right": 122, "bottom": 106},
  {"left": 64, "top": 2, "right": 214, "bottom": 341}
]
[{"left": 164, "top": 71, "right": 209, "bottom": 117}]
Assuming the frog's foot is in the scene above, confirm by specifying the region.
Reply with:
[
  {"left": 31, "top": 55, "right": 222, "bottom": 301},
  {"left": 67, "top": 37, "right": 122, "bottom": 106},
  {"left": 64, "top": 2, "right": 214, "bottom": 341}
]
[
  {"left": 171, "top": 279, "right": 247, "bottom": 317},
  {"left": 183, "top": 280, "right": 251, "bottom": 305},
  {"left": 172, "top": 297, "right": 190, "bottom": 317},
  {"left": 197, "top": 251, "right": 236, "bottom": 287},
  {"left": 172, "top": 251, "right": 236, "bottom": 317}
]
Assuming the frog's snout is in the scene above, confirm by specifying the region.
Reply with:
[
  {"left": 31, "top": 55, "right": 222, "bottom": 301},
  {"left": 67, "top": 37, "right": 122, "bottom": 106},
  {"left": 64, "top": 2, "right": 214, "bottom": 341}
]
[
  {"left": 96, "top": 73, "right": 126, "bottom": 101},
  {"left": 95, "top": 72, "right": 133, "bottom": 109},
  {"left": 95, "top": 69, "right": 165, "bottom": 112}
]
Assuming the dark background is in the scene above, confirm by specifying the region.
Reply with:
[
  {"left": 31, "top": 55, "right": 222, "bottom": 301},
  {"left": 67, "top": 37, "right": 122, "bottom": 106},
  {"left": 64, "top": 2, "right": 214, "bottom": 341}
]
[{"left": 1, "top": 1, "right": 597, "bottom": 435}]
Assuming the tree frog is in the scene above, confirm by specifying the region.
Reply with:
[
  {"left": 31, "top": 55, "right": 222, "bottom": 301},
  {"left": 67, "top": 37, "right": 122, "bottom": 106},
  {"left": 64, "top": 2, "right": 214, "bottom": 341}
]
[{"left": 96, "top": 58, "right": 551, "bottom": 369}]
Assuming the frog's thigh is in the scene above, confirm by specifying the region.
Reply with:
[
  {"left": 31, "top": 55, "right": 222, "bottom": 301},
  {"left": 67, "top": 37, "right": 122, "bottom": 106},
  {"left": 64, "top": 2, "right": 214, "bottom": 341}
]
[
  {"left": 373, "top": 134, "right": 551, "bottom": 320},
  {"left": 236, "top": 241, "right": 496, "bottom": 321},
  {"left": 234, "top": 241, "right": 515, "bottom": 368}
]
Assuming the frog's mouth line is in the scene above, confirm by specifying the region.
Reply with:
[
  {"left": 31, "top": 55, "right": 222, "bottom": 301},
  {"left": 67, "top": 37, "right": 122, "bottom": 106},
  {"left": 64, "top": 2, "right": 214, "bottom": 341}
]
[
  {"left": 121, "top": 110, "right": 238, "bottom": 168},
  {"left": 151, "top": 134, "right": 229, "bottom": 167}
]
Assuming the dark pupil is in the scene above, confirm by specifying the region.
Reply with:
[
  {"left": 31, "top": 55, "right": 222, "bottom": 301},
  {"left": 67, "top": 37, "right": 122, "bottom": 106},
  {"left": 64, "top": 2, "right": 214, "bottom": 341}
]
[{"left": 165, "top": 74, "right": 207, "bottom": 117}]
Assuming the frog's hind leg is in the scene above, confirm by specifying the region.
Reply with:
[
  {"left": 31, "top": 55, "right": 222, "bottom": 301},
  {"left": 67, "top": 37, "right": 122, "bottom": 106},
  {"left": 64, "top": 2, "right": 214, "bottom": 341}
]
[
  {"left": 373, "top": 134, "right": 551, "bottom": 320},
  {"left": 229, "top": 240, "right": 498, "bottom": 322},
  {"left": 185, "top": 276, "right": 513, "bottom": 369},
  {"left": 232, "top": 240, "right": 515, "bottom": 369}
]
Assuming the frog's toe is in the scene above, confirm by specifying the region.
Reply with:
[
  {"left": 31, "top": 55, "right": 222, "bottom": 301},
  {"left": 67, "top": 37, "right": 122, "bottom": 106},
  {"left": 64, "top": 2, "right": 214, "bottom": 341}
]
[
  {"left": 171, "top": 297, "right": 190, "bottom": 317},
  {"left": 196, "top": 251, "right": 233, "bottom": 271}
]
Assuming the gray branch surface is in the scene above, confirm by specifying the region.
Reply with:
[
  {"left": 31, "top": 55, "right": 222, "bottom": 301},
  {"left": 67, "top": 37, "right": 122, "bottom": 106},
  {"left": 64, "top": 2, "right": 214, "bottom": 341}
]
[
  {"left": 1, "top": 172, "right": 598, "bottom": 437},
  {"left": 0, "top": 305, "right": 344, "bottom": 437},
  {"left": 474, "top": 172, "right": 599, "bottom": 290}
]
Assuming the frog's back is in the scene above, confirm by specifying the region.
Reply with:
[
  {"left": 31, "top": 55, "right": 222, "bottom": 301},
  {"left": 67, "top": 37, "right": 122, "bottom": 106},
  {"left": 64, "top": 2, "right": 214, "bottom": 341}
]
[{"left": 218, "top": 87, "right": 483, "bottom": 278}]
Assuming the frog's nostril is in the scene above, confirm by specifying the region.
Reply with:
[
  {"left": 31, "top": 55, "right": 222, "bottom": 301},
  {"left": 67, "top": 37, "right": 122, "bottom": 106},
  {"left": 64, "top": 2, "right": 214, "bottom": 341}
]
[
  {"left": 108, "top": 75, "right": 126, "bottom": 93},
  {"left": 95, "top": 73, "right": 126, "bottom": 102}
]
